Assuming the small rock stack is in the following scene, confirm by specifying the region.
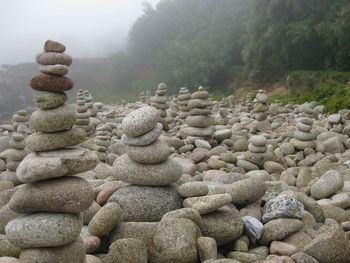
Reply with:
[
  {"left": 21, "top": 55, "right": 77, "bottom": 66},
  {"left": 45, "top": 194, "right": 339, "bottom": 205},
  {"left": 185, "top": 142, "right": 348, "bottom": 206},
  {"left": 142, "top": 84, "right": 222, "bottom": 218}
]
[
  {"left": 5, "top": 40, "right": 98, "bottom": 262},
  {"left": 183, "top": 86, "right": 214, "bottom": 142},
  {"left": 111, "top": 106, "right": 183, "bottom": 222},
  {"left": 0, "top": 133, "right": 27, "bottom": 185},
  {"left": 139, "top": 91, "right": 147, "bottom": 103},
  {"left": 251, "top": 90, "right": 271, "bottom": 132},
  {"left": 290, "top": 117, "right": 316, "bottom": 150},
  {"left": 177, "top": 87, "right": 191, "bottom": 119},
  {"left": 239, "top": 135, "right": 272, "bottom": 171},
  {"left": 94, "top": 124, "right": 112, "bottom": 162},
  {"left": 75, "top": 89, "right": 93, "bottom": 136},
  {"left": 12, "top": 110, "right": 30, "bottom": 133},
  {"left": 150, "top": 83, "right": 169, "bottom": 118}
]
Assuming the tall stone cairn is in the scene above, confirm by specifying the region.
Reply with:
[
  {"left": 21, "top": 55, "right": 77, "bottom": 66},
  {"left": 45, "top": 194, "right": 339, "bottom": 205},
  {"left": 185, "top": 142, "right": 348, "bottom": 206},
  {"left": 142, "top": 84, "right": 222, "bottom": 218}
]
[
  {"left": 177, "top": 87, "right": 191, "bottom": 119},
  {"left": 75, "top": 89, "right": 93, "bottom": 136},
  {"left": 182, "top": 86, "right": 214, "bottom": 142},
  {"left": 94, "top": 123, "right": 112, "bottom": 162},
  {"left": 150, "top": 83, "right": 169, "bottom": 118},
  {"left": 111, "top": 106, "right": 183, "bottom": 222},
  {"left": 5, "top": 40, "right": 98, "bottom": 262},
  {"left": 251, "top": 89, "right": 271, "bottom": 132}
]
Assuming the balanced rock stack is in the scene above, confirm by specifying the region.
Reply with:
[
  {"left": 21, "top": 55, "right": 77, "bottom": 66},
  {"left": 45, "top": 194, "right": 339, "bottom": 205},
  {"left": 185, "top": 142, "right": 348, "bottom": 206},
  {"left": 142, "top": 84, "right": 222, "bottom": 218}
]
[
  {"left": 177, "top": 87, "right": 191, "bottom": 119},
  {"left": 75, "top": 89, "right": 93, "bottom": 136},
  {"left": 12, "top": 110, "right": 30, "bottom": 133},
  {"left": 290, "top": 117, "right": 316, "bottom": 150},
  {"left": 94, "top": 124, "right": 112, "bottom": 162},
  {"left": 150, "top": 83, "right": 169, "bottom": 118},
  {"left": 0, "top": 133, "right": 27, "bottom": 185},
  {"left": 139, "top": 91, "right": 147, "bottom": 103},
  {"left": 111, "top": 106, "right": 183, "bottom": 222},
  {"left": 84, "top": 90, "right": 98, "bottom": 118},
  {"left": 182, "top": 86, "right": 214, "bottom": 142},
  {"left": 5, "top": 40, "right": 98, "bottom": 262},
  {"left": 251, "top": 89, "right": 271, "bottom": 132},
  {"left": 239, "top": 135, "right": 273, "bottom": 171}
]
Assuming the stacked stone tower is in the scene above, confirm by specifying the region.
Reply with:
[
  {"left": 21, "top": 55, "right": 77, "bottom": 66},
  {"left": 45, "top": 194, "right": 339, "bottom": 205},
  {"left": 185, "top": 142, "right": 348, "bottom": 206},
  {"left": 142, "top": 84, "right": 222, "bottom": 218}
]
[
  {"left": 111, "top": 106, "right": 182, "bottom": 222},
  {"left": 177, "top": 87, "right": 191, "bottom": 119},
  {"left": 251, "top": 89, "right": 271, "bottom": 132},
  {"left": 94, "top": 124, "right": 112, "bottom": 162},
  {"left": 5, "top": 40, "right": 98, "bottom": 262},
  {"left": 12, "top": 110, "right": 31, "bottom": 133},
  {"left": 150, "top": 83, "right": 169, "bottom": 118},
  {"left": 182, "top": 86, "right": 214, "bottom": 142},
  {"left": 75, "top": 89, "right": 93, "bottom": 136},
  {"left": 290, "top": 117, "right": 316, "bottom": 150}
]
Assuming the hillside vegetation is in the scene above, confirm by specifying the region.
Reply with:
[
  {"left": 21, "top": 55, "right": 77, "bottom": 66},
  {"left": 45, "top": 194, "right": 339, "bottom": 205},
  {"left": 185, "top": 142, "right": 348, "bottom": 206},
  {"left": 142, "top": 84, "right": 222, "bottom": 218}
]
[{"left": 1, "top": 0, "right": 350, "bottom": 113}]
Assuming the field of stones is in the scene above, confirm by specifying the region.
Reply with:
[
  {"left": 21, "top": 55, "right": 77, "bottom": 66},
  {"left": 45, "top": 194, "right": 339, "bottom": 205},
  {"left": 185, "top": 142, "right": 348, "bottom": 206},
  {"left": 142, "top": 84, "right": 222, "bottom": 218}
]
[{"left": 0, "top": 41, "right": 350, "bottom": 263}]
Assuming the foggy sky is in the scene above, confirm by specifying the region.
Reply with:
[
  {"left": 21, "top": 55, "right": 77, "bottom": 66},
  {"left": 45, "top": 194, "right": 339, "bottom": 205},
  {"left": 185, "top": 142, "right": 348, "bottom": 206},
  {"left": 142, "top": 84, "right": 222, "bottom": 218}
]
[{"left": 0, "top": 0, "right": 160, "bottom": 65}]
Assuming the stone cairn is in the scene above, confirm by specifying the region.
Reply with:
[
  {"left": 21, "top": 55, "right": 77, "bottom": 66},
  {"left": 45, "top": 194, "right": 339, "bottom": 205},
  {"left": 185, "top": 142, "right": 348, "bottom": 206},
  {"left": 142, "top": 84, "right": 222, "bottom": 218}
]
[
  {"left": 177, "top": 87, "right": 191, "bottom": 120},
  {"left": 112, "top": 106, "right": 183, "bottom": 222},
  {"left": 182, "top": 86, "right": 214, "bottom": 143},
  {"left": 0, "top": 133, "right": 27, "bottom": 185},
  {"left": 290, "top": 117, "right": 316, "bottom": 150},
  {"left": 94, "top": 124, "right": 112, "bottom": 162},
  {"left": 5, "top": 40, "right": 98, "bottom": 262},
  {"left": 12, "top": 110, "right": 30, "bottom": 133},
  {"left": 150, "top": 83, "right": 169, "bottom": 118},
  {"left": 139, "top": 91, "right": 147, "bottom": 103},
  {"left": 251, "top": 89, "right": 271, "bottom": 132},
  {"left": 75, "top": 89, "right": 93, "bottom": 136}
]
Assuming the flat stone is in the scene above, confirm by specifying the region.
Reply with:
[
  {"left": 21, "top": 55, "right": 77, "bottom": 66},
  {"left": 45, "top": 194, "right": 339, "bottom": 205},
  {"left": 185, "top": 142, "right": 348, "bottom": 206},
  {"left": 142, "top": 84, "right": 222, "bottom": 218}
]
[
  {"left": 122, "top": 106, "right": 159, "bottom": 137},
  {"left": 108, "top": 185, "right": 182, "bottom": 222},
  {"left": 36, "top": 52, "right": 72, "bottom": 66},
  {"left": 162, "top": 208, "right": 203, "bottom": 228},
  {"left": 250, "top": 135, "right": 267, "bottom": 146},
  {"left": 227, "top": 252, "right": 265, "bottom": 262},
  {"left": 34, "top": 91, "right": 68, "bottom": 109},
  {"left": 17, "top": 147, "right": 98, "bottom": 183},
  {"left": 30, "top": 74, "right": 73, "bottom": 92},
  {"left": 311, "top": 170, "right": 344, "bottom": 199},
  {"left": 105, "top": 238, "right": 148, "bottom": 263},
  {"left": 0, "top": 257, "right": 18, "bottom": 263},
  {"left": 183, "top": 194, "right": 232, "bottom": 215},
  {"left": 88, "top": 202, "right": 123, "bottom": 237},
  {"left": 113, "top": 154, "right": 182, "bottom": 185},
  {"left": 18, "top": 237, "right": 85, "bottom": 263},
  {"left": 227, "top": 178, "right": 266, "bottom": 205},
  {"left": 126, "top": 139, "right": 170, "bottom": 164},
  {"left": 294, "top": 131, "right": 315, "bottom": 141},
  {"left": 191, "top": 90, "right": 210, "bottom": 100},
  {"left": 259, "top": 219, "right": 304, "bottom": 245},
  {"left": 248, "top": 143, "right": 267, "bottom": 153},
  {"left": 178, "top": 182, "right": 209, "bottom": 198},
  {"left": 26, "top": 127, "right": 85, "bottom": 152},
  {"left": 153, "top": 218, "right": 198, "bottom": 263},
  {"left": 30, "top": 104, "right": 76, "bottom": 132},
  {"left": 263, "top": 161, "right": 284, "bottom": 174},
  {"left": 186, "top": 115, "right": 214, "bottom": 128},
  {"left": 201, "top": 207, "right": 243, "bottom": 246},
  {"left": 43, "top": 40, "right": 66, "bottom": 52},
  {"left": 182, "top": 127, "right": 215, "bottom": 137},
  {"left": 189, "top": 108, "right": 212, "bottom": 116},
  {"left": 9, "top": 176, "right": 93, "bottom": 213},
  {"left": 188, "top": 99, "right": 212, "bottom": 109},
  {"left": 122, "top": 123, "right": 163, "bottom": 146},
  {"left": 5, "top": 213, "right": 82, "bottom": 249},
  {"left": 262, "top": 195, "right": 304, "bottom": 223},
  {"left": 290, "top": 138, "right": 315, "bottom": 150},
  {"left": 291, "top": 252, "right": 319, "bottom": 263},
  {"left": 297, "top": 123, "right": 312, "bottom": 132},
  {"left": 300, "top": 117, "right": 313, "bottom": 125},
  {"left": 39, "top": 64, "right": 68, "bottom": 75}
]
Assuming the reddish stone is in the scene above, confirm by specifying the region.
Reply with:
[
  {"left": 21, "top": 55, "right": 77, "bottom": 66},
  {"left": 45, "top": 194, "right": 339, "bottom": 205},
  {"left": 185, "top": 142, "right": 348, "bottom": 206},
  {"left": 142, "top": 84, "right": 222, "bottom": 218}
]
[
  {"left": 159, "top": 118, "right": 169, "bottom": 131},
  {"left": 81, "top": 235, "right": 100, "bottom": 253},
  {"left": 239, "top": 202, "right": 263, "bottom": 221},
  {"left": 30, "top": 74, "right": 73, "bottom": 92},
  {"left": 96, "top": 185, "right": 121, "bottom": 206},
  {"left": 346, "top": 231, "right": 350, "bottom": 239},
  {"left": 173, "top": 157, "right": 197, "bottom": 175},
  {"left": 270, "top": 241, "right": 298, "bottom": 256}
]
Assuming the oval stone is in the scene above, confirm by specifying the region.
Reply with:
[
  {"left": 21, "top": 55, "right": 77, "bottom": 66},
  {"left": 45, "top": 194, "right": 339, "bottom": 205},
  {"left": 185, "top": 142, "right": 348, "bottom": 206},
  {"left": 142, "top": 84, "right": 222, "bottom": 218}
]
[
  {"left": 9, "top": 176, "right": 93, "bottom": 213},
  {"left": 108, "top": 185, "right": 183, "bottom": 222},
  {"left": 5, "top": 213, "right": 82, "bottom": 249},
  {"left": 36, "top": 52, "right": 72, "bottom": 66},
  {"left": 39, "top": 64, "right": 69, "bottom": 75},
  {"left": 43, "top": 40, "right": 66, "bottom": 53},
  {"left": 34, "top": 91, "right": 68, "bottom": 109},
  {"left": 122, "top": 106, "right": 159, "bottom": 137},
  {"left": 17, "top": 147, "right": 98, "bottom": 183},
  {"left": 26, "top": 127, "right": 85, "bottom": 152},
  {"left": 126, "top": 139, "right": 171, "bottom": 164},
  {"left": 186, "top": 115, "right": 214, "bottom": 128},
  {"left": 121, "top": 123, "right": 163, "bottom": 146},
  {"left": 30, "top": 74, "right": 73, "bottom": 92},
  {"left": 30, "top": 104, "right": 76, "bottom": 132},
  {"left": 19, "top": 237, "right": 85, "bottom": 263},
  {"left": 114, "top": 154, "right": 182, "bottom": 185}
]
